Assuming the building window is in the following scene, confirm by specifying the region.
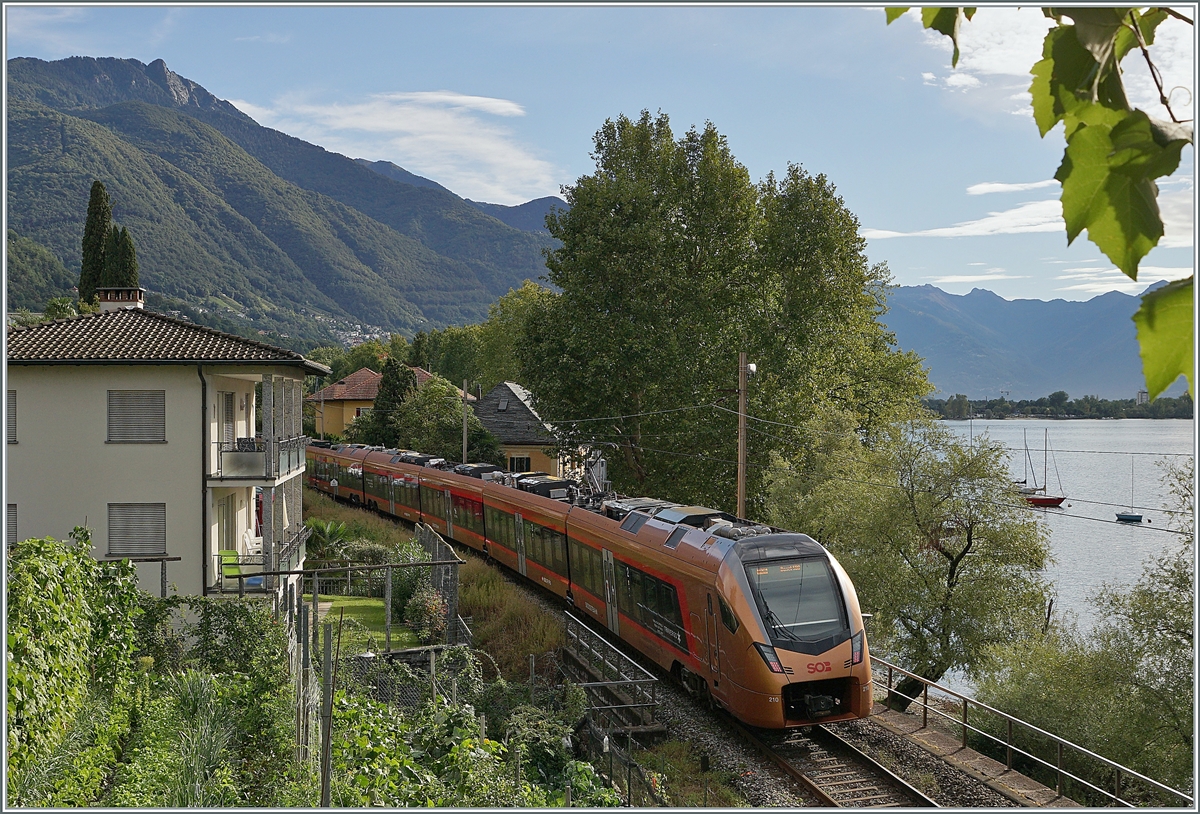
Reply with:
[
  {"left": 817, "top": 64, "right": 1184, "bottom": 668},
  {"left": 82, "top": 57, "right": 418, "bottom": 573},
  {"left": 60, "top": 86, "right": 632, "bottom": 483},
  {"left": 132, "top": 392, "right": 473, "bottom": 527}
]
[
  {"left": 108, "top": 503, "right": 167, "bottom": 556},
  {"left": 355, "top": 407, "right": 372, "bottom": 418},
  {"left": 509, "top": 455, "right": 531, "bottom": 472},
  {"left": 108, "top": 390, "right": 166, "bottom": 443},
  {"left": 6, "top": 390, "right": 14, "bottom": 444},
  {"left": 6, "top": 505, "right": 16, "bottom": 547},
  {"left": 498, "top": 398, "right": 509, "bottom": 412}
]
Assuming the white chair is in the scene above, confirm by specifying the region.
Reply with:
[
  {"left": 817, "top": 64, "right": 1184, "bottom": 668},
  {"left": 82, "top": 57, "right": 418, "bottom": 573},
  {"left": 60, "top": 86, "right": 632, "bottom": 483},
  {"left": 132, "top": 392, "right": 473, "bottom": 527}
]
[{"left": 242, "top": 528, "right": 264, "bottom": 556}]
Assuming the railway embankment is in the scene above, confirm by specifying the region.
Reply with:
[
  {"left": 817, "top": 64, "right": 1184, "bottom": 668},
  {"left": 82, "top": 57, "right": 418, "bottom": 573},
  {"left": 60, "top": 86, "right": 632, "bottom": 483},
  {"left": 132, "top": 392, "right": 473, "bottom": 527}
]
[{"left": 867, "top": 705, "right": 1081, "bottom": 807}]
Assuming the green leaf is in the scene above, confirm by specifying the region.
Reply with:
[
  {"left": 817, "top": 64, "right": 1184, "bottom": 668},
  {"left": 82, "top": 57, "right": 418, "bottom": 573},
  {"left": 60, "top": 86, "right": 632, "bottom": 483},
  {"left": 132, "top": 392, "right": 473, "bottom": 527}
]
[
  {"left": 1133, "top": 277, "right": 1194, "bottom": 399},
  {"left": 1055, "top": 110, "right": 1186, "bottom": 276},
  {"left": 885, "top": 7, "right": 910, "bottom": 23},
  {"left": 1030, "top": 24, "right": 1131, "bottom": 138},
  {"left": 1063, "top": 8, "right": 1130, "bottom": 76},
  {"left": 920, "top": 7, "right": 975, "bottom": 67}
]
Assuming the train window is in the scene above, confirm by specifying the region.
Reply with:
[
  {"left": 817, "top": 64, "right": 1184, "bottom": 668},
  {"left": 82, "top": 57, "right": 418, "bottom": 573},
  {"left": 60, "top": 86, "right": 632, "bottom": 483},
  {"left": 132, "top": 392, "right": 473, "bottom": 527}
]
[
  {"left": 664, "top": 527, "right": 687, "bottom": 549},
  {"left": 744, "top": 558, "right": 845, "bottom": 642},
  {"left": 718, "top": 595, "right": 740, "bottom": 633},
  {"left": 569, "top": 538, "right": 601, "bottom": 597},
  {"left": 548, "top": 529, "right": 567, "bottom": 576},
  {"left": 420, "top": 486, "right": 445, "bottom": 519}
]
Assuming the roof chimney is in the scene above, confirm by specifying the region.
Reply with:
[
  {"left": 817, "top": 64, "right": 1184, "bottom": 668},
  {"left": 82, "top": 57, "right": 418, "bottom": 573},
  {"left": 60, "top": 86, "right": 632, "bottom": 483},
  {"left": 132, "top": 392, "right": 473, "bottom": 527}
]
[{"left": 96, "top": 287, "right": 146, "bottom": 312}]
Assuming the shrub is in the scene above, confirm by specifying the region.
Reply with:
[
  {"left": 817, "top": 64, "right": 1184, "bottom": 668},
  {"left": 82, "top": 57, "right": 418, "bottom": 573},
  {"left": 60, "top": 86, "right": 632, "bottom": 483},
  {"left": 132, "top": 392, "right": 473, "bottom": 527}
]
[
  {"left": 405, "top": 583, "right": 448, "bottom": 644},
  {"left": 6, "top": 529, "right": 140, "bottom": 798}
]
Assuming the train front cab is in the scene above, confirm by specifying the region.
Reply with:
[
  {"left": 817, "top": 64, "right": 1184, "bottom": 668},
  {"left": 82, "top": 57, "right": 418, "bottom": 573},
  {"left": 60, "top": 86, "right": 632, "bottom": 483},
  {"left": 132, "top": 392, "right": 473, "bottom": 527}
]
[{"left": 715, "top": 534, "right": 872, "bottom": 729}]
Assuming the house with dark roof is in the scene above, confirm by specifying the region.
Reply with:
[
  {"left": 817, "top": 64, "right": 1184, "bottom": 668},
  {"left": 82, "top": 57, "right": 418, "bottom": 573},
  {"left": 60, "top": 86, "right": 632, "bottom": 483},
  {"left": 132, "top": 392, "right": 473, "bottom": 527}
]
[
  {"left": 474, "top": 381, "right": 565, "bottom": 476},
  {"left": 307, "top": 365, "right": 475, "bottom": 438},
  {"left": 6, "top": 301, "right": 330, "bottom": 599}
]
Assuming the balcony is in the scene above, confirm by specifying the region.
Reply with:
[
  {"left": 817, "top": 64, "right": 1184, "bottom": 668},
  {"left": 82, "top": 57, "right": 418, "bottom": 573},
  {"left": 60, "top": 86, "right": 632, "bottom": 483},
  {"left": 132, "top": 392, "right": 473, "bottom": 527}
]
[
  {"left": 215, "top": 436, "right": 307, "bottom": 481},
  {"left": 210, "top": 525, "right": 309, "bottom": 594}
]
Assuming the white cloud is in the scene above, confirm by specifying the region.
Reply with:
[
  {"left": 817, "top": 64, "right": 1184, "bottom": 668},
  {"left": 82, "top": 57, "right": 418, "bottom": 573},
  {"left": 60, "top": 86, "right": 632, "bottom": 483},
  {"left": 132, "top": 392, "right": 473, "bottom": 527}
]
[
  {"left": 1158, "top": 181, "right": 1194, "bottom": 249},
  {"left": 944, "top": 72, "right": 981, "bottom": 89},
  {"left": 928, "top": 269, "right": 1030, "bottom": 283},
  {"left": 901, "top": 7, "right": 1193, "bottom": 123},
  {"left": 967, "top": 180, "right": 1057, "bottom": 195},
  {"left": 235, "top": 32, "right": 292, "bottom": 44},
  {"left": 228, "top": 90, "right": 562, "bottom": 204},
  {"left": 1054, "top": 265, "right": 1193, "bottom": 294},
  {"left": 5, "top": 7, "right": 93, "bottom": 54},
  {"left": 864, "top": 199, "right": 1064, "bottom": 239}
]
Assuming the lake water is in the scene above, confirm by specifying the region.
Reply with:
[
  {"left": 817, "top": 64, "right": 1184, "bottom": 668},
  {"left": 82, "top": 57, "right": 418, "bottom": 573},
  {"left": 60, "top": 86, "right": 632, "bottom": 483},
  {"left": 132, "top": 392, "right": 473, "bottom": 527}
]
[{"left": 945, "top": 418, "right": 1194, "bottom": 630}]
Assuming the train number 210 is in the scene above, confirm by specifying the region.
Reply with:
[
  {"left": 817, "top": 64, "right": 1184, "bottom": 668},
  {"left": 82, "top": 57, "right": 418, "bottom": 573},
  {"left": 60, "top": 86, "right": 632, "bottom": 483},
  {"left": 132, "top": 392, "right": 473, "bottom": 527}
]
[{"left": 806, "top": 661, "right": 832, "bottom": 674}]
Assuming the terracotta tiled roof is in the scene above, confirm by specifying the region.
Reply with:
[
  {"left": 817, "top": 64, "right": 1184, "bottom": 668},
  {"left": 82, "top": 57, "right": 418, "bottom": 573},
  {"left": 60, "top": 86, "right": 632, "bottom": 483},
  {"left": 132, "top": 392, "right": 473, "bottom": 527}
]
[
  {"left": 6, "top": 308, "right": 331, "bottom": 374},
  {"left": 307, "top": 365, "right": 477, "bottom": 403},
  {"left": 307, "top": 367, "right": 382, "bottom": 402}
]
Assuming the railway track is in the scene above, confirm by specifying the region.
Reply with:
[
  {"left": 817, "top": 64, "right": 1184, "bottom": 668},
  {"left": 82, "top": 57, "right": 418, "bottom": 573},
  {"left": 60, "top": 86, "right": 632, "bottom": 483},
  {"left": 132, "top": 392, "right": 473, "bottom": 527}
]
[{"left": 730, "top": 717, "right": 939, "bottom": 807}]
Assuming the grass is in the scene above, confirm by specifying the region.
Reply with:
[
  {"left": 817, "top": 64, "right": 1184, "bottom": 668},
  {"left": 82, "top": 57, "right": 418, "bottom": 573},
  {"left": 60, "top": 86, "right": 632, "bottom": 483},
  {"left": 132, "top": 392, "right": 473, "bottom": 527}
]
[
  {"left": 303, "top": 487, "right": 414, "bottom": 550},
  {"left": 633, "top": 739, "right": 746, "bottom": 807},
  {"left": 457, "top": 554, "right": 565, "bottom": 681},
  {"left": 303, "top": 594, "right": 419, "bottom": 654}
]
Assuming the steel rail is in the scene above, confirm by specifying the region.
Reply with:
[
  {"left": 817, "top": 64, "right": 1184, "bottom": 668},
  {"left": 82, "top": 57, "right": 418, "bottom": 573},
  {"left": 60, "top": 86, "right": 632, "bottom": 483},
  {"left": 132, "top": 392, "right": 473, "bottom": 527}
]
[
  {"left": 723, "top": 715, "right": 841, "bottom": 807},
  {"left": 813, "top": 723, "right": 940, "bottom": 807}
]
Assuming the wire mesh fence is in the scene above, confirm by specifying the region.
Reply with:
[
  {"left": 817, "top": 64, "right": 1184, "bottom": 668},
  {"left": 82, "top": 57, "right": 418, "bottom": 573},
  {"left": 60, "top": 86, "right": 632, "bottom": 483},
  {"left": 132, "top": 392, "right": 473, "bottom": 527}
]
[{"left": 575, "top": 715, "right": 669, "bottom": 807}]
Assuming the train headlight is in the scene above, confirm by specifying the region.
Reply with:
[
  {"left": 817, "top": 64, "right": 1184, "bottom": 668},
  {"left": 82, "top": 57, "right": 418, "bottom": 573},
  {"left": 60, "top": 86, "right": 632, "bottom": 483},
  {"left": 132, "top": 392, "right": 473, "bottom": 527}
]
[
  {"left": 851, "top": 631, "right": 864, "bottom": 665},
  {"left": 754, "top": 643, "right": 786, "bottom": 674}
]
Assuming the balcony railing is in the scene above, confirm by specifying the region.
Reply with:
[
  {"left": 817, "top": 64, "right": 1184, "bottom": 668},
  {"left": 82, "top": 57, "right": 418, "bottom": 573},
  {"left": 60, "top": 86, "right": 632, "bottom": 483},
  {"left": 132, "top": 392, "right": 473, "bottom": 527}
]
[
  {"left": 212, "top": 525, "right": 308, "bottom": 594},
  {"left": 215, "top": 435, "right": 307, "bottom": 479}
]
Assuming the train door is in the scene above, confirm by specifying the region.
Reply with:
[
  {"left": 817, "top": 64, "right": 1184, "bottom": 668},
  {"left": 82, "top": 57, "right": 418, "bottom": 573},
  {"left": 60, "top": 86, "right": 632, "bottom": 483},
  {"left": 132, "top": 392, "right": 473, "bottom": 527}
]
[
  {"left": 514, "top": 512, "right": 527, "bottom": 576},
  {"left": 706, "top": 593, "right": 720, "bottom": 677},
  {"left": 602, "top": 549, "right": 620, "bottom": 634},
  {"left": 388, "top": 477, "right": 397, "bottom": 516},
  {"left": 444, "top": 489, "right": 454, "bottom": 538}
]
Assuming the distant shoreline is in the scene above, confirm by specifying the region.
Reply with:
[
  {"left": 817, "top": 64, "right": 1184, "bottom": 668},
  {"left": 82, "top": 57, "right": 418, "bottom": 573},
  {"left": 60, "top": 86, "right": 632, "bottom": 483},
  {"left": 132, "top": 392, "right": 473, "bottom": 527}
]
[{"left": 941, "top": 415, "right": 1194, "bottom": 421}]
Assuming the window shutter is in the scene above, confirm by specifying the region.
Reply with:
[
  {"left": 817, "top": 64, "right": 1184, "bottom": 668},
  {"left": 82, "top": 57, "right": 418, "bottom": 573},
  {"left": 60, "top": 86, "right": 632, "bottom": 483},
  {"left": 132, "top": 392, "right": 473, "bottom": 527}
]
[
  {"left": 6, "top": 391, "right": 15, "bottom": 444},
  {"left": 6, "top": 505, "right": 16, "bottom": 546},
  {"left": 222, "top": 392, "right": 235, "bottom": 446},
  {"left": 108, "top": 391, "right": 166, "bottom": 442},
  {"left": 108, "top": 503, "right": 167, "bottom": 556}
]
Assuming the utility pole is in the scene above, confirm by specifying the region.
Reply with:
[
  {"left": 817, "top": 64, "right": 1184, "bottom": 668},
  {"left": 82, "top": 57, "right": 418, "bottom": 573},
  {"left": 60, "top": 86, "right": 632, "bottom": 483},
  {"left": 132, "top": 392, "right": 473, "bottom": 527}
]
[
  {"left": 462, "top": 379, "right": 469, "bottom": 464},
  {"left": 737, "top": 352, "right": 748, "bottom": 518}
]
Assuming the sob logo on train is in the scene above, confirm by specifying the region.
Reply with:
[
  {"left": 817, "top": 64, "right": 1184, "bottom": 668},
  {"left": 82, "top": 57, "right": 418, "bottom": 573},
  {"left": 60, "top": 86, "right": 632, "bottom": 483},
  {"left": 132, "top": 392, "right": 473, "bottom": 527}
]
[{"left": 807, "top": 661, "right": 833, "bottom": 674}]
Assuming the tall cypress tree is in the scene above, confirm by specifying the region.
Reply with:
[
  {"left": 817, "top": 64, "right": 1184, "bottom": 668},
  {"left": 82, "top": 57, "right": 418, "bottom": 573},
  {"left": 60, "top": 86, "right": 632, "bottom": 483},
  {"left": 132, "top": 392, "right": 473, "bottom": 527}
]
[
  {"left": 100, "top": 226, "right": 139, "bottom": 288},
  {"left": 116, "top": 227, "right": 138, "bottom": 287},
  {"left": 79, "top": 180, "right": 111, "bottom": 303},
  {"left": 100, "top": 225, "right": 122, "bottom": 288}
]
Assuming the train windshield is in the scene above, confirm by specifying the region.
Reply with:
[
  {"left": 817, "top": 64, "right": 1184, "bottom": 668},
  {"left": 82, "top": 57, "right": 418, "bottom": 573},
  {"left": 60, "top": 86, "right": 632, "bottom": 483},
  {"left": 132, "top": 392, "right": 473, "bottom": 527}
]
[{"left": 744, "top": 558, "right": 846, "bottom": 643}]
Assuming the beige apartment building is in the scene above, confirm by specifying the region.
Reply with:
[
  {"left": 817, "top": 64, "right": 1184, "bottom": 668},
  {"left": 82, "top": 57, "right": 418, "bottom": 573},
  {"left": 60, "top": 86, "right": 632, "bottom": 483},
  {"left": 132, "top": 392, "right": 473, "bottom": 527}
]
[{"left": 5, "top": 299, "right": 330, "bottom": 598}]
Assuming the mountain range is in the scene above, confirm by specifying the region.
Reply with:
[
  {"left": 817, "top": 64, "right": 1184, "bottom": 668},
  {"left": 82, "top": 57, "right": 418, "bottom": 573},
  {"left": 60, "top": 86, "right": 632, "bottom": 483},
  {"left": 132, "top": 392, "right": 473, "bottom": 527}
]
[
  {"left": 6, "top": 56, "right": 1176, "bottom": 400},
  {"left": 882, "top": 284, "right": 1186, "bottom": 401},
  {"left": 6, "top": 56, "right": 561, "bottom": 346}
]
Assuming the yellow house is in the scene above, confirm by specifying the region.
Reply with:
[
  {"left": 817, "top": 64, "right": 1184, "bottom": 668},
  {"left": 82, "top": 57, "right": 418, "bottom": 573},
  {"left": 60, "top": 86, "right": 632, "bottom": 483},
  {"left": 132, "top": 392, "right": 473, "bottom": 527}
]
[
  {"left": 307, "top": 365, "right": 475, "bottom": 438},
  {"left": 307, "top": 367, "right": 382, "bottom": 437}
]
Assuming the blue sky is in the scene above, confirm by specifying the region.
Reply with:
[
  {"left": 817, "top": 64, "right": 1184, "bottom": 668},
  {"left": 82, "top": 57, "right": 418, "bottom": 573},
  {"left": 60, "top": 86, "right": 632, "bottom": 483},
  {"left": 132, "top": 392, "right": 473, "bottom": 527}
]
[{"left": 6, "top": 4, "right": 1195, "bottom": 302}]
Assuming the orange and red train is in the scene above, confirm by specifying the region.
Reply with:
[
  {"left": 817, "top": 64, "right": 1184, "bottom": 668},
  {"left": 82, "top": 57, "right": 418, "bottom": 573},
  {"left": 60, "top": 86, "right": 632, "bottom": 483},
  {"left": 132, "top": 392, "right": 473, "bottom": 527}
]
[{"left": 306, "top": 441, "right": 874, "bottom": 729}]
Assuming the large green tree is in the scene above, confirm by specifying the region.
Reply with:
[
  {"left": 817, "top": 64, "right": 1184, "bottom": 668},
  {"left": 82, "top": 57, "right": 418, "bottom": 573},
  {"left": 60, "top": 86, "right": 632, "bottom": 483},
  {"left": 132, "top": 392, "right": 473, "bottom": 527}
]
[
  {"left": 519, "top": 111, "right": 927, "bottom": 514},
  {"left": 768, "top": 412, "right": 1051, "bottom": 707},
  {"left": 78, "top": 180, "right": 111, "bottom": 304},
  {"left": 476, "top": 281, "right": 551, "bottom": 393},
  {"left": 353, "top": 358, "right": 418, "bottom": 447}
]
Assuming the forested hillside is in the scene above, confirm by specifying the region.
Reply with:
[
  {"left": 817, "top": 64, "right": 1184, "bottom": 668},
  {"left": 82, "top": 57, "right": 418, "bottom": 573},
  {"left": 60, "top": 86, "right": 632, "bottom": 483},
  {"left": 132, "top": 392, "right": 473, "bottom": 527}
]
[{"left": 6, "top": 56, "right": 556, "bottom": 347}]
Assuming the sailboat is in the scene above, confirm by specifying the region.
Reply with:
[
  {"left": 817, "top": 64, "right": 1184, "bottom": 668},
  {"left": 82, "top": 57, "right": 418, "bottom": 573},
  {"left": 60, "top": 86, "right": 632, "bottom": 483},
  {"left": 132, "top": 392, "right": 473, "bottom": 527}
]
[
  {"left": 1022, "top": 429, "right": 1066, "bottom": 508},
  {"left": 1116, "top": 457, "right": 1143, "bottom": 523}
]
